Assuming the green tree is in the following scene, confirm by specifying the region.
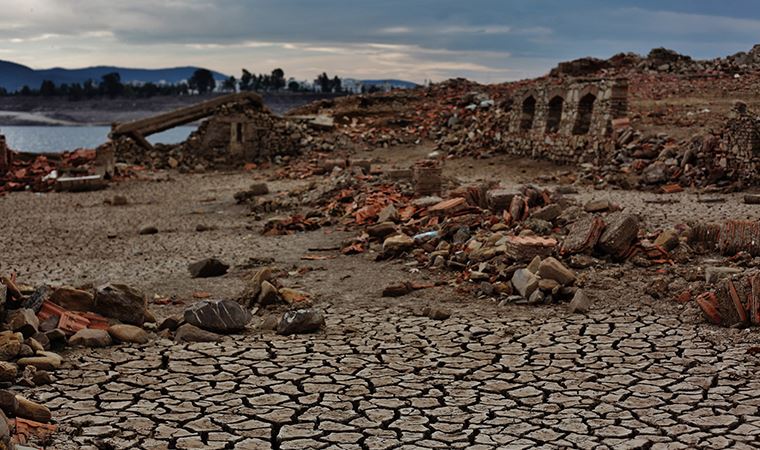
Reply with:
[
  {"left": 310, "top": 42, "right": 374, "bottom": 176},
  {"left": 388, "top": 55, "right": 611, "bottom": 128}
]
[
  {"left": 40, "top": 80, "right": 57, "bottom": 97},
  {"left": 240, "top": 69, "right": 253, "bottom": 91},
  {"left": 188, "top": 68, "right": 216, "bottom": 94},
  {"left": 68, "top": 83, "right": 84, "bottom": 101},
  {"left": 20, "top": 85, "right": 32, "bottom": 96},
  {"left": 100, "top": 72, "right": 124, "bottom": 98},
  {"left": 222, "top": 76, "right": 237, "bottom": 92},
  {"left": 271, "top": 68, "right": 286, "bottom": 90},
  {"left": 288, "top": 80, "right": 301, "bottom": 92}
]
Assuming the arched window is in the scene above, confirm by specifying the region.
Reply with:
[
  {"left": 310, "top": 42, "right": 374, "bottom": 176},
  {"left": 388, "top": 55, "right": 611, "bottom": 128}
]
[
  {"left": 545, "top": 96, "right": 564, "bottom": 133},
  {"left": 520, "top": 96, "right": 536, "bottom": 131},
  {"left": 573, "top": 93, "right": 596, "bottom": 135}
]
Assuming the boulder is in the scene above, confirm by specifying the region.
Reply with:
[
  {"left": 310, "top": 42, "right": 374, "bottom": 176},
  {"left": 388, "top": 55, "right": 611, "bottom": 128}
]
[
  {"left": 183, "top": 299, "right": 251, "bottom": 333},
  {"left": 6, "top": 309, "right": 39, "bottom": 338},
  {"left": 0, "top": 391, "right": 16, "bottom": 418},
  {"left": 174, "top": 324, "right": 222, "bottom": 343},
  {"left": 277, "top": 309, "right": 325, "bottom": 336},
  {"left": 654, "top": 229, "right": 680, "bottom": 252},
  {"left": 511, "top": 269, "right": 539, "bottom": 298},
  {"left": 50, "top": 287, "right": 95, "bottom": 311},
  {"left": 561, "top": 215, "right": 606, "bottom": 255},
  {"left": 538, "top": 257, "right": 576, "bottom": 286},
  {"left": 93, "top": 283, "right": 150, "bottom": 325},
  {"left": 188, "top": 258, "right": 229, "bottom": 278},
  {"left": 531, "top": 204, "right": 563, "bottom": 222},
  {"left": 569, "top": 290, "right": 592, "bottom": 314},
  {"left": 0, "top": 335, "right": 20, "bottom": 362},
  {"left": 108, "top": 324, "right": 149, "bottom": 344},
  {"left": 69, "top": 329, "right": 112, "bottom": 348},
  {"left": 258, "top": 281, "right": 279, "bottom": 305}
]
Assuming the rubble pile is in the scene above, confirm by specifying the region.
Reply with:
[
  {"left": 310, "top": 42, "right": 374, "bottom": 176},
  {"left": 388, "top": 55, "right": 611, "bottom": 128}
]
[{"left": 0, "top": 147, "right": 103, "bottom": 195}]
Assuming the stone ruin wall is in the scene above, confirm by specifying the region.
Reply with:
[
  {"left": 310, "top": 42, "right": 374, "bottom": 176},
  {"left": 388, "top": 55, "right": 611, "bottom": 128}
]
[
  {"left": 494, "top": 78, "right": 629, "bottom": 165},
  {"left": 721, "top": 103, "right": 760, "bottom": 183}
]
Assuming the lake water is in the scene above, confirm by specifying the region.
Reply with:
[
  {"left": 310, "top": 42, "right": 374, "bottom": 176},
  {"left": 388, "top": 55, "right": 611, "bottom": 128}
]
[{"left": 0, "top": 126, "right": 197, "bottom": 153}]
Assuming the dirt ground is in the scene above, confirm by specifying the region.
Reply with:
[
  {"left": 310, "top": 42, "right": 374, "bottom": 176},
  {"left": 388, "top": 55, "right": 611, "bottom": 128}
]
[{"left": 3, "top": 145, "right": 760, "bottom": 449}]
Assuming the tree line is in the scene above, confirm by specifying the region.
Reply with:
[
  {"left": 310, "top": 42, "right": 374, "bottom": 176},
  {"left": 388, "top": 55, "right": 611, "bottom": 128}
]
[{"left": 0, "top": 68, "right": 345, "bottom": 100}]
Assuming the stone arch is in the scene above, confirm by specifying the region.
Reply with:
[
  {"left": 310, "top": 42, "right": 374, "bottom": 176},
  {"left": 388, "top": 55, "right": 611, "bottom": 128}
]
[
  {"left": 573, "top": 93, "right": 596, "bottom": 135},
  {"left": 545, "top": 95, "right": 564, "bottom": 133},
  {"left": 520, "top": 95, "right": 536, "bottom": 131}
]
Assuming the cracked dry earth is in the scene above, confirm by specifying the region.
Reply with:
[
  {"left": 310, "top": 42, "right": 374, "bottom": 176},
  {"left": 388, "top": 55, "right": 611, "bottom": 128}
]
[
  {"left": 4, "top": 164, "right": 760, "bottom": 449},
  {"left": 33, "top": 306, "right": 760, "bottom": 449}
]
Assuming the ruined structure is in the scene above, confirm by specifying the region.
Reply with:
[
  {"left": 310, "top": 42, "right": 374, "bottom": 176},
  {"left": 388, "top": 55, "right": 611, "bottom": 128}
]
[
  {"left": 721, "top": 102, "right": 760, "bottom": 183},
  {"left": 110, "top": 92, "right": 303, "bottom": 169},
  {"left": 498, "top": 78, "right": 629, "bottom": 165},
  {"left": 0, "top": 134, "right": 9, "bottom": 175}
]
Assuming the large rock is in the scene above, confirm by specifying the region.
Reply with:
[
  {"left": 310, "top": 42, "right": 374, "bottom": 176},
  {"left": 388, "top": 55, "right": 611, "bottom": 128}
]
[
  {"left": 93, "top": 283, "right": 150, "bottom": 325},
  {"left": 538, "top": 257, "right": 576, "bottom": 286},
  {"left": 0, "top": 411, "right": 10, "bottom": 450},
  {"left": 0, "top": 335, "right": 21, "bottom": 362},
  {"left": 0, "top": 363, "right": 16, "bottom": 383},
  {"left": 561, "top": 215, "right": 606, "bottom": 255},
  {"left": 531, "top": 204, "right": 563, "bottom": 222},
  {"left": 174, "top": 324, "right": 222, "bottom": 343},
  {"left": 183, "top": 299, "right": 251, "bottom": 333},
  {"left": 598, "top": 213, "right": 639, "bottom": 259},
  {"left": 511, "top": 269, "right": 539, "bottom": 298},
  {"left": 277, "top": 309, "right": 325, "bottom": 336},
  {"left": 69, "top": 329, "right": 112, "bottom": 348},
  {"left": 108, "top": 324, "right": 149, "bottom": 344},
  {"left": 6, "top": 309, "right": 39, "bottom": 338},
  {"left": 50, "top": 287, "right": 95, "bottom": 311},
  {"left": 188, "top": 258, "right": 229, "bottom": 278}
]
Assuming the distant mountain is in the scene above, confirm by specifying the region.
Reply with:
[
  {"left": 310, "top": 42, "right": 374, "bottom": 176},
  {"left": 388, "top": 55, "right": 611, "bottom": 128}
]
[{"left": 0, "top": 60, "right": 229, "bottom": 91}]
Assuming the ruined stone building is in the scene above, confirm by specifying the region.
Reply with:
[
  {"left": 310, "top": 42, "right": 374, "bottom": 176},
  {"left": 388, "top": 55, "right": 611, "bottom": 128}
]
[
  {"left": 497, "top": 78, "right": 629, "bottom": 165},
  {"left": 720, "top": 102, "right": 760, "bottom": 183}
]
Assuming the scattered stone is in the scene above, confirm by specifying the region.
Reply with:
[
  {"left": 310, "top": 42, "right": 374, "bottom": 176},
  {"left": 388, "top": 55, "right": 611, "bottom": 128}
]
[
  {"left": 70, "top": 329, "right": 112, "bottom": 348},
  {"left": 108, "top": 324, "right": 150, "bottom": 344},
  {"left": 50, "top": 286, "right": 95, "bottom": 311},
  {"left": 367, "top": 222, "right": 397, "bottom": 239},
  {"left": 43, "top": 330, "right": 67, "bottom": 349},
  {"left": 528, "top": 290, "right": 545, "bottom": 304},
  {"left": 504, "top": 235, "right": 557, "bottom": 262},
  {"left": 598, "top": 213, "right": 640, "bottom": 258},
  {"left": 705, "top": 267, "right": 743, "bottom": 285},
  {"left": 568, "top": 290, "right": 592, "bottom": 314},
  {"left": 0, "top": 391, "right": 17, "bottom": 417},
  {"left": 584, "top": 199, "right": 611, "bottom": 213},
  {"left": 195, "top": 223, "right": 215, "bottom": 232},
  {"left": 0, "top": 335, "right": 20, "bottom": 362},
  {"left": 139, "top": 225, "right": 159, "bottom": 235},
  {"left": 378, "top": 204, "right": 399, "bottom": 223},
  {"left": 277, "top": 309, "right": 325, "bottom": 335},
  {"left": 174, "top": 324, "right": 222, "bottom": 343},
  {"left": 188, "top": 258, "right": 229, "bottom": 278},
  {"left": 526, "top": 256, "right": 541, "bottom": 274},
  {"left": 383, "top": 234, "right": 415, "bottom": 254},
  {"left": 568, "top": 254, "right": 595, "bottom": 269},
  {"left": 16, "top": 353, "right": 59, "bottom": 372},
  {"left": 6, "top": 309, "right": 39, "bottom": 338},
  {"left": 538, "top": 257, "right": 576, "bottom": 286},
  {"left": 111, "top": 195, "right": 128, "bottom": 206},
  {"left": 654, "top": 229, "right": 680, "bottom": 251},
  {"left": 512, "top": 269, "right": 539, "bottom": 298},
  {"left": 279, "top": 288, "right": 311, "bottom": 305},
  {"left": 422, "top": 306, "right": 451, "bottom": 320},
  {"left": 183, "top": 299, "right": 251, "bottom": 333},
  {"left": 0, "top": 363, "right": 16, "bottom": 383},
  {"left": 531, "top": 204, "right": 563, "bottom": 222},
  {"left": 158, "top": 316, "right": 181, "bottom": 331},
  {"left": 14, "top": 395, "right": 51, "bottom": 423},
  {"left": 562, "top": 215, "right": 606, "bottom": 255},
  {"left": 258, "top": 281, "right": 279, "bottom": 305},
  {"left": 93, "top": 283, "right": 150, "bottom": 326}
]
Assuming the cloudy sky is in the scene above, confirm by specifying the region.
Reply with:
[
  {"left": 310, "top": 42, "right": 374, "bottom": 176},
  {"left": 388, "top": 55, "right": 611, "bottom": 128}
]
[{"left": 2, "top": 0, "right": 760, "bottom": 83}]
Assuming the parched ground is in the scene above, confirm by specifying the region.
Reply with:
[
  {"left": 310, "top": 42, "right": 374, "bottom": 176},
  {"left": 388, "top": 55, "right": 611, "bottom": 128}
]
[{"left": 2, "top": 147, "right": 760, "bottom": 449}]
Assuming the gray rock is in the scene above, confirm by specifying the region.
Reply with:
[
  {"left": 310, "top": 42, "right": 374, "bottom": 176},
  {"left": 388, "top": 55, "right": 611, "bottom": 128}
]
[
  {"left": 277, "top": 309, "right": 325, "bottom": 335},
  {"left": 139, "top": 225, "right": 158, "bottom": 235},
  {"left": 94, "top": 283, "right": 150, "bottom": 326},
  {"left": 568, "top": 290, "right": 592, "bottom": 314},
  {"left": 705, "top": 266, "right": 743, "bottom": 285},
  {"left": 174, "top": 324, "right": 222, "bottom": 343},
  {"left": 183, "top": 299, "right": 251, "bottom": 333},
  {"left": 511, "top": 269, "right": 539, "bottom": 298},
  {"left": 423, "top": 306, "right": 451, "bottom": 321},
  {"left": 538, "top": 257, "right": 576, "bottom": 286},
  {"left": 531, "top": 204, "right": 563, "bottom": 222},
  {"left": 258, "top": 281, "right": 279, "bottom": 305},
  {"left": 188, "top": 258, "right": 229, "bottom": 278},
  {"left": 69, "top": 329, "right": 112, "bottom": 348},
  {"left": 108, "top": 324, "right": 150, "bottom": 344},
  {"left": 6, "top": 309, "right": 39, "bottom": 338},
  {"left": 383, "top": 234, "right": 415, "bottom": 254}
]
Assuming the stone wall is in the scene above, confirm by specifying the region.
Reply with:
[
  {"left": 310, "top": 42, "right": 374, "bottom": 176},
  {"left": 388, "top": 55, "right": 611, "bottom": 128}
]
[
  {"left": 722, "top": 102, "right": 760, "bottom": 183},
  {"left": 0, "top": 135, "right": 9, "bottom": 175},
  {"left": 497, "top": 78, "right": 629, "bottom": 165}
]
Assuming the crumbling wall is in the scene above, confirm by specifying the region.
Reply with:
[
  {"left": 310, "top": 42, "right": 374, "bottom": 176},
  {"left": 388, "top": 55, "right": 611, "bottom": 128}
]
[
  {"left": 496, "top": 78, "right": 629, "bottom": 165},
  {"left": 0, "top": 134, "right": 10, "bottom": 175},
  {"left": 722, "top": 102, "right": 760, "bottom": 183}
]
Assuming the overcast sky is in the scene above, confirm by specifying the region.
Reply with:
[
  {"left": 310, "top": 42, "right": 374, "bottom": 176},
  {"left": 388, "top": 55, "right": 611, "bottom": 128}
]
[{"left": 2, "top": 0, "right": 760, "bottom": 83}]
